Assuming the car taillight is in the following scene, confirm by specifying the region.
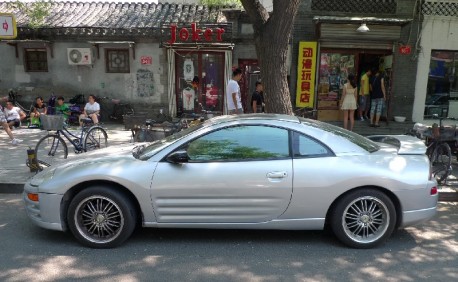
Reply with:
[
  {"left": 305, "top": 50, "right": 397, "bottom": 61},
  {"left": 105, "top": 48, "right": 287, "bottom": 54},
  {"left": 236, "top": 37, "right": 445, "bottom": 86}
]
[{"left": 430, "top": 186, "right": 438, "bottom": 195}]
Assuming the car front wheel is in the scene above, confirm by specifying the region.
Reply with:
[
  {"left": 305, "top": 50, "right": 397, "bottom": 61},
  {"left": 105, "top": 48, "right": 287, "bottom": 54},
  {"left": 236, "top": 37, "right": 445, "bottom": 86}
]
[
  {"left": 330, "top": 189, "right": 396, "bottom": 248},
  {"left": 67, "top": 186, "right": 137, "bottom": 248}
]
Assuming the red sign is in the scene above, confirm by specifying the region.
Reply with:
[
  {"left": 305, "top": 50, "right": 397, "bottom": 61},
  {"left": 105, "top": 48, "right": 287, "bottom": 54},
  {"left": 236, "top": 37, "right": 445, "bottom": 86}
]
[
  {"left": 141, "top": 56, "right": 152, "bottom": 65},
  {"left": 167, "top": 23, "right": 225, "bottom": 45},
  {"left": 399, "top": 45, "right": 412, "bottom": 55}
]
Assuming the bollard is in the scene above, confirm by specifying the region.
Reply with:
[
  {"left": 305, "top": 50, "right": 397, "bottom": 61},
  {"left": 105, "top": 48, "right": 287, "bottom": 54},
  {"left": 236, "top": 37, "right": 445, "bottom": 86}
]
[{"left": 27, "top": 147, "right": 38, "bottom": 172}]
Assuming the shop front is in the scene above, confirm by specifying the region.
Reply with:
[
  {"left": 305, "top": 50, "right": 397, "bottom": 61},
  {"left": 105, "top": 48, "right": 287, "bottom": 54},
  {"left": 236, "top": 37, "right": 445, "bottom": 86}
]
[
  {"left": 162, "top": 23, "right": 234, "bottom": 117},
  {"left": 296, "top": 17, "right": 409, "bottom": 122}
]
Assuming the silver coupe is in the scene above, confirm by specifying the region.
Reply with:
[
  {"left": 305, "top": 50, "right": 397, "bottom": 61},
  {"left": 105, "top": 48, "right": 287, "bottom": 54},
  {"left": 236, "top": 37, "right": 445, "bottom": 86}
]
[{"left": 23, "top": 114, "right": 438, "bottom": 248}]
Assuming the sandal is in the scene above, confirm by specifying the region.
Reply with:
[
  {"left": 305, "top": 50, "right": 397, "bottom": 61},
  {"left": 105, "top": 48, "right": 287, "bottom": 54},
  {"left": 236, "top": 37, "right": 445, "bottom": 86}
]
[{"left": 374, "top": 124, "right": 380, "bottom": 127}]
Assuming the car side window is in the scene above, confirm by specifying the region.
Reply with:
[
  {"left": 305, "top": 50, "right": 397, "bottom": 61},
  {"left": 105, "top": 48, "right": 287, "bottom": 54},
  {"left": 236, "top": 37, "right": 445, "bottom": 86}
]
[
  {"left": 187, "top": 125, "right": 290, "bottom": 162},
  {"left": 292, "top": 131, "right": 332, "bottom": 158}
]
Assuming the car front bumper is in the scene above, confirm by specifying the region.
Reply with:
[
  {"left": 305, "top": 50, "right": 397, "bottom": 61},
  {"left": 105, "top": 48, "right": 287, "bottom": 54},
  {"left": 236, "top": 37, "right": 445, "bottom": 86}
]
[{"left": 23, "top": 186, "right": 65, "bottom": 231}]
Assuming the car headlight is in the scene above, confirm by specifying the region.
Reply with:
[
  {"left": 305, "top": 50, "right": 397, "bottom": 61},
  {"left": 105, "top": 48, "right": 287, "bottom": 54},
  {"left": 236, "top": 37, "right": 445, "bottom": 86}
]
[{"left": 29, "top": 167, "right": 57, "bottom": 187}]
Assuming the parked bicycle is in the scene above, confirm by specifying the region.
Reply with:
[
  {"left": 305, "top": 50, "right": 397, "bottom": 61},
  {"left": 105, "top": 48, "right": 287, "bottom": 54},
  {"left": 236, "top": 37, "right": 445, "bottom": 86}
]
[
  {"left": 408, "top": 114, "right": 456, "bottom": 184},
  {"left": 294, "top": 107, "right": 317, "bottom": 119},
  {"left": 99, "top": 96, "right": 134, "bottom": 123},
  {"left": 33, "top": 115, "right": 108, "bottom": 169}
]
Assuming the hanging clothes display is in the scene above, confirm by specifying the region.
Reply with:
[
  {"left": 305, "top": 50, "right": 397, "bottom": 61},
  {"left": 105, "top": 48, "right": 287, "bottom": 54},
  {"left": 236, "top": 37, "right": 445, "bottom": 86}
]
[
  {"left": 183, "top": 58, "right": 195, "bottom": 82},
  {"left": 182, "top": 87, "right": 195, "bottom": 110}
]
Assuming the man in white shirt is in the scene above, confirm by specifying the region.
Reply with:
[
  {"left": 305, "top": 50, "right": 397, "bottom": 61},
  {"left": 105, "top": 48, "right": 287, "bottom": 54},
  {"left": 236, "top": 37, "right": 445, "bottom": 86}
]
[
  {"left": 0, "top": 97, "right": 22, "bottom": 145},
  {"left": 4, "top": 101, "right": 26, "bottom": 128},
  {"left": 226, "top": 68, "right": 243, "bottom": 114}
]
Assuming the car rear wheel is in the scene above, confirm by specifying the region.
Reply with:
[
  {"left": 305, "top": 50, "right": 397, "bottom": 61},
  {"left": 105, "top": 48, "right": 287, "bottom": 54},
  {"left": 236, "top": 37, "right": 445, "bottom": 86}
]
[
  {"left": 330, "top": 189, "right": 396, "bottom": 249},
  {"left": 67, "top": 186, "right": 137, "bottom": 248}
]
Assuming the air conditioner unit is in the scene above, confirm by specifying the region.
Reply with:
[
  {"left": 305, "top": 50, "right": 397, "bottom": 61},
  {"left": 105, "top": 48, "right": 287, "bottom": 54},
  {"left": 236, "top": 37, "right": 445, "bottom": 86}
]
[{"left": 67, "top": 48, "right": 92, "bottom": 65}]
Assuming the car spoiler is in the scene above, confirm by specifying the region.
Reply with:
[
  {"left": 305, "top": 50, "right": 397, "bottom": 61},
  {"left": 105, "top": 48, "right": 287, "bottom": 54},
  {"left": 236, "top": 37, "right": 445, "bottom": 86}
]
[{"left": 367, "top": 135, "right": 427, "bottom": 155}]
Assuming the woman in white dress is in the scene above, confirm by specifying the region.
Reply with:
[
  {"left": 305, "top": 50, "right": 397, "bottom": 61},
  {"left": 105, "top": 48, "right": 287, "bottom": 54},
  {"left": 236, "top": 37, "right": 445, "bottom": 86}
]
[{"left": 340, "top": 73, "right": 358, "bottom": 131}]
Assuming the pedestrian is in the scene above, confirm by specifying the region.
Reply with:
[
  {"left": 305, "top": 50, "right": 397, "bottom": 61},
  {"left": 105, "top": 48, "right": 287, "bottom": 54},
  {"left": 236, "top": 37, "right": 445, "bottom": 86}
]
[
  {"left": 251, "top": 81, "right": 264, "bottom": 113},
  {"left": 79, "top": 94, "right": 100, "bottom": 126},
  {"left": 0, "top": 97, "right": 23, "bottom": 145},
  {"left": 340, "top": 73, "right": 358, "bottom": 131},
  {"left": 55, "top": 96, "right": 71, "bottom": 122},
  {"left": 226, "top": 68, "right": 243, "bottom": 114},
  {"left": 358, "top": 69, "right": 372, "bottom": 121},
  {"left": 30, "top": 96, "right": 47, "bottom": 126},
  {"left": 4, "top": 100, "right": 26, "bottom": 128},
  {"left": 369, "top": 69, "right": 386, "bottom": 127}
]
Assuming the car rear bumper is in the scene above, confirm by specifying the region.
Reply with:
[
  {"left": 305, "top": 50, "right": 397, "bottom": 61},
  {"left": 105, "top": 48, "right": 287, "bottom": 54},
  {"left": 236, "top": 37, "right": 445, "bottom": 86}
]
[
  {"left": 23, "top": 189, "right": 64, "bottom": 231},
  {"left": 401, "top": 206, "right": 437, "bottom": 227}
]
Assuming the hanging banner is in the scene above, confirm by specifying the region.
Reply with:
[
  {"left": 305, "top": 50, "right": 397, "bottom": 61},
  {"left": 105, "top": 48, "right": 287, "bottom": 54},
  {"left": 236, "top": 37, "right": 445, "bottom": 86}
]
[
  {"left": 295, "top": 41, "right": 317, "bottom": 108},
  {"left": 0, "top": 13, "right": 17, "bottom": 39}
]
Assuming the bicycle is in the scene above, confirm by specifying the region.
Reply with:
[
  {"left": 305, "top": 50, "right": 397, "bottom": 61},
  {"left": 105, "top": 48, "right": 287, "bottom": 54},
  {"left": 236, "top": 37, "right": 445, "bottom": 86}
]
[
  {"left": 33, "top": 115, "right": 108, "bottom": 169},
  {"left": 409, "top": 114, "right": 455, "bottom": 184},
  {"left": 99, "top": 96, "right": 134, "bottom": 123},
  {"left": 293, "top": 107, "right": 317, "bottom": 119}
]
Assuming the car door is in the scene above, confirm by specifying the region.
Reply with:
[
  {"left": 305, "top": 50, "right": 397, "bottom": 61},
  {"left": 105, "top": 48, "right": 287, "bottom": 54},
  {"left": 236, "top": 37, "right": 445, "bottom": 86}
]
[{"left": 151, "top": 124, "right": 293, "bottom": 223}]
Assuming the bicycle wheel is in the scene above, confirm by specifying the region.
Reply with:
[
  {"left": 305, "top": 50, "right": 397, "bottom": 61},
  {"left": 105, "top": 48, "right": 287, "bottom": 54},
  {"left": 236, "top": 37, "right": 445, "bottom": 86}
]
[
  {"left": 35, "top": 134, "right": 68, "bottom": 168},
  {"left": 430, "top": 142, "right": 452, "bottom": 184},
  {"left": 83, "top": 126, "right": 108, "bottom": 152}
]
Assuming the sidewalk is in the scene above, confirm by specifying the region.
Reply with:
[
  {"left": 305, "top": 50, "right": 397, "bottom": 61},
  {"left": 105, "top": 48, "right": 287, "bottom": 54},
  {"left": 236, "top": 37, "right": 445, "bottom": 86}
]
[{"left": 0, "top": 123, "right": 132, "bottom": 193}]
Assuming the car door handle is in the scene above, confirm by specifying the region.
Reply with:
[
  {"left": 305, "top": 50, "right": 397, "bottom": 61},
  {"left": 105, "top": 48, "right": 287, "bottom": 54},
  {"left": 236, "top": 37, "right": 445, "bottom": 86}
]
[{"left": 267, "top": 171, "right": 288, "bottom": 179}]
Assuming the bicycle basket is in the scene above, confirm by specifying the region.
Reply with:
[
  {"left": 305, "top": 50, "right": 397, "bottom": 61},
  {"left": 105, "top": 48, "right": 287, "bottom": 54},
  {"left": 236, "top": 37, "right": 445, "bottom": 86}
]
[{"left": 40, "top": 115, "right": 64, "bottom": 130}]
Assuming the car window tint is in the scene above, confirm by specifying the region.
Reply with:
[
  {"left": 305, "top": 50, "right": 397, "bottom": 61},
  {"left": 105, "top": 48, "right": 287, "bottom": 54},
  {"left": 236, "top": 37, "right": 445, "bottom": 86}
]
[
  {"left": 187, "top": 125, "right": 290, "bottom": 161},
  {"left": 292, "top": 132, "right": 331, "bottom": 157},
  {"left": 298, "top": 117, "right": 380, "bottom": 153}
]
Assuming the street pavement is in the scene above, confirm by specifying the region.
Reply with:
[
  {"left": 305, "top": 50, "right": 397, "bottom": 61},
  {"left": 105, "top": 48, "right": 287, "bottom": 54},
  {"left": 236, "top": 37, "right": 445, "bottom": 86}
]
[
  {"left": 0, "top": 123, "right": 132, "bottom": 192},
  {"left": 0, "top": 121, "right": 457, "bottom": 200}
]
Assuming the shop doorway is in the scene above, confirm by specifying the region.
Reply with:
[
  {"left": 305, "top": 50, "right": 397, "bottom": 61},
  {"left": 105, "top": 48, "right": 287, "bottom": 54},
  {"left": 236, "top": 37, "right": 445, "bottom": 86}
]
[{"left": 238, "top": 59, "right": 260, "bottom": 113}]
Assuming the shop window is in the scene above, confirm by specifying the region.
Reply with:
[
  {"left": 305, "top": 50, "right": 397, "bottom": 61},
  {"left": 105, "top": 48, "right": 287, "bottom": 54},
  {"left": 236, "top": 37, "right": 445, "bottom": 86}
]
[
  {"left": 105, "top": 49, "right": 130, "bottom": 73},
  {"left": 186, "top": 125, "right": 290, "bottom": 162},
  {"left": 175, "top": 52, "right": 224, "bottom": 116},
  {"left": 424, "top": 51, "right": 458, "bottom": 118},
  {"left": 24, "top": 48, "right": 48, "bottom": 72}
]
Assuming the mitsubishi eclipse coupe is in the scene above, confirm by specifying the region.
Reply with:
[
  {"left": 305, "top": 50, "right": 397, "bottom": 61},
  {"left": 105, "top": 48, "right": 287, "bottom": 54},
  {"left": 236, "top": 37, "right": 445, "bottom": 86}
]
[{"left": 23, "top": 114, "right": 438, "bottom": 249}]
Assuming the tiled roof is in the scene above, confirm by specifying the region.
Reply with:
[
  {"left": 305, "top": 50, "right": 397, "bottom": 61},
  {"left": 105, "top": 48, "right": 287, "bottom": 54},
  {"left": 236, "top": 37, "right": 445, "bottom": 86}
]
[{"left": 0, "top": 1, "right": 229, "bottom": 28}]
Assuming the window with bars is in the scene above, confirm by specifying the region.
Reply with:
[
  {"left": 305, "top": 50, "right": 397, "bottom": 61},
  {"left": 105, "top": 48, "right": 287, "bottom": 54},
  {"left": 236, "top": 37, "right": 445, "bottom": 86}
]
[
  {"left": 105, "top": 49, "right": 130, "bottom": 73},
  {"left": 24, "top": 49, "right": 48, "bottom": 72},
  {"left": 422, "top": 1, "right": 458, "bottom": 16},
  {"left": 311, "top": 0, "right": 397, "bottom": 14}
]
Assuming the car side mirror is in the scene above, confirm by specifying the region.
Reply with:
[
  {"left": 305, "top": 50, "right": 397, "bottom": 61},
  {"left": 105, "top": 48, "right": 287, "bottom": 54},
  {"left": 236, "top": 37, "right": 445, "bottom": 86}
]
[{"left": 166, "top": 150, "right": 189, "bottom": 163}]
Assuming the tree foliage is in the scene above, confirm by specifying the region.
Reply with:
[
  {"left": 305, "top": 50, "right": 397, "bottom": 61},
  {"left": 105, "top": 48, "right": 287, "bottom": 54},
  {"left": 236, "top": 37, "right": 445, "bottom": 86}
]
[
  {"left": 199, "top": 0, "right": 242, "bottom": 8},
  {"left": 8, "top": 0, "right": 52, "bottom": 29}
]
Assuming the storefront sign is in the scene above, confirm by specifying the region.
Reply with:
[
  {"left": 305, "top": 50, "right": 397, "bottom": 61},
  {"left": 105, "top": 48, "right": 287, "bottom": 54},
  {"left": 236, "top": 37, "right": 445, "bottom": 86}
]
[
  {"left": 399, "top": 45, "right": 412, "bottom": 55},
  {"left": 295, "top": 41, "right": 317, "bottom": 108},
  {"left": 141, "top": 56, "right": 152, "bottom": 65},
  {"left": 162, "top": 23, "right": 231, "bottom": 46},
  {"left": 0, "top": 13, "right": 17, "bottom": 39}
]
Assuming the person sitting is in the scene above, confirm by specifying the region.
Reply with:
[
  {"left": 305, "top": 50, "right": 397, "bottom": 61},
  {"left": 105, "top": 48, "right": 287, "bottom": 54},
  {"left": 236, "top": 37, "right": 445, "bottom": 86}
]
[
  {"left": 0, "top": 97, "right": 23, "bottom": 145},
  {"left": 30, "top": 96, "right": 47, "bottom": 126},
  {"left": 79, "top": 94, "right": 100, "bottom": 126},
  {"left": 4, "top": 101, "right": 26, "bottom": 128},
  {"left": 55, "top": 96, "right": 71, "bottom": 123}
]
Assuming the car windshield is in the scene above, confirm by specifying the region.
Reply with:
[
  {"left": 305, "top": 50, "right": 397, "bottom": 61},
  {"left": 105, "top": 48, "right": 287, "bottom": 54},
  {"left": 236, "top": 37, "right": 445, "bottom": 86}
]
[
  {"left": 299, "top": 117, "right": 380, "bottom": 153},
  {"left": 135, "top": 123, "right": 205, "bottom": 160}
]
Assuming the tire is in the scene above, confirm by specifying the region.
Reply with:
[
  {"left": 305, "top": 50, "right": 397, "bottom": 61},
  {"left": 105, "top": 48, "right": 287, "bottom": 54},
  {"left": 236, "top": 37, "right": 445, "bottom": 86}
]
[
  {"left": 330, "top": 189, "right": 396, "bottom": 249},
  {"left": 67, "top": 186, "right": 137, "bottom": 248},
  {"left": 83, "top": 126, "right": 108, "bottom": 152},
  {"left": 35, "top": 134, "right": 68, "bottom": 168},
  {"left": 430, "top": 143, "right": 452, "bottom": 184}
]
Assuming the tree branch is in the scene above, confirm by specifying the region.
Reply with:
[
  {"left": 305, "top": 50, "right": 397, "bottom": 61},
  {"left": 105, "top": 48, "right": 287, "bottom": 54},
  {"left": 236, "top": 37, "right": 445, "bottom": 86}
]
[{"left": 240, "top": 0, "right": 269, "bottom": 30}]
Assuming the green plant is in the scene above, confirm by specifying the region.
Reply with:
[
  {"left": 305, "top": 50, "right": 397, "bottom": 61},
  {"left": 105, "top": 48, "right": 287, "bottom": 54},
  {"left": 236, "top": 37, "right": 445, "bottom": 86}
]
[
  {"left": 199, "top": 0, "right": 242, "bottom": 8},
  {"left": 9, "top": 0, "right": 52, "bottom": 29}
]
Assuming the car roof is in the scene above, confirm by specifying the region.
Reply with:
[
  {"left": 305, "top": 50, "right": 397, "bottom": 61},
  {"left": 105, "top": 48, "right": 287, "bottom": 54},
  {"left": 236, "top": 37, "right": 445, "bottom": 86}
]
[{"left": 209, "top": 113, "right": 300, "bottom": 125}]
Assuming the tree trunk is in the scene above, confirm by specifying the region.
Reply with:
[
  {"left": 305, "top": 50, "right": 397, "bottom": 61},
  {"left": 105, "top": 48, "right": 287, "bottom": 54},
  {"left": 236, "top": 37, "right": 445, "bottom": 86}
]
[{"left": 241, "top": 0, "right": 301, "bottom": 115}]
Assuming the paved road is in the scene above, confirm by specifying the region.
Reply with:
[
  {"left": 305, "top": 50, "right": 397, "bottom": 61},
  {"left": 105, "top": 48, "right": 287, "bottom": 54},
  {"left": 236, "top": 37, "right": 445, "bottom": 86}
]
[{"left": 0, "top": 194, "right": 456, "bottom": 282}]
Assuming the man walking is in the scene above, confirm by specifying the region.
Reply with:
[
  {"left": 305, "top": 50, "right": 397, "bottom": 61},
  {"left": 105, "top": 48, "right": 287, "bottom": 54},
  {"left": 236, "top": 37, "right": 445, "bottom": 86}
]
[
  {"left": 358, "top": 69, "right": 372, "bottom": 121},
  {"left": 226, "top": 68, "right": 243, "bottom": 114}
]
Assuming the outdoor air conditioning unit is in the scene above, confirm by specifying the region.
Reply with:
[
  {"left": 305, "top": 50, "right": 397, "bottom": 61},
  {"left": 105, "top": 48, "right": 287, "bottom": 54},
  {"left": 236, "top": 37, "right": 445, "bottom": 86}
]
[{"left": 67, "top": 48, "right": 92, "bottom": 65}]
